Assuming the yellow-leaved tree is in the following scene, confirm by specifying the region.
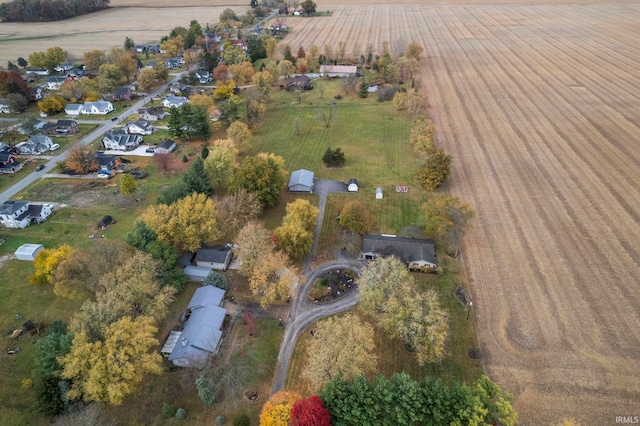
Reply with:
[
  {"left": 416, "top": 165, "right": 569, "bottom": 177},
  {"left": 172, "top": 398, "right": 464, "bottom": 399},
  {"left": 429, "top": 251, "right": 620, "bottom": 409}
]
[
  {"left": 142, "top": 192, "right": 221, "bottom": 252},
  {"left": 61, "top": 315, "right": 162, "bottom": 405},
  {"left": 259, "top": 390, "right": 303, "bottom": 426},
  {"left": 302, "top": 313, "right": 378, "bottom": 392},
  {"left": 274, "top": 198, "right": 319, "bottom": 260},
  {"left": 249, "top": 250, "right": 301, "bottom": 308},
  {"left": 31, "top": 244, "right": 73, "bottom": 284}
]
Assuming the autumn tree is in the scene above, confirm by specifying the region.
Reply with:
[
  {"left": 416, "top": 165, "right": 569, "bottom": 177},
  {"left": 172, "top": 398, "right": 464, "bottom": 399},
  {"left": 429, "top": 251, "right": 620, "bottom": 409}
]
[
  {"left": 119, "top": 174, "right": 137, "bottom": 198},
  {"left": 0, "top": 70, "right": 31, "bottom": 98},
  {"left": 277, "top": 59, "right": 296, "bottom": 79},
  {"left": 29, "top": 47, "right": 65, "bottom": 72},
  {"left": 137, "top": 67, "right": 157, "bottom": 92},
  {"left": 302, "top": 314, "right": 377, "bottom": 392},
  {"left": 228, "top": 61, "right": 255, "bottom": 84},
  {"left": 339, "top": 200, "right": 372, "bottom": 234},
  {"left": 230, "top": 153, "right": 286, "bottom": 209},
  {"left": 234, "top": 221, "right": 273, "bottom": 276},
  {"left": 423, "top": 195, "right": 475, "bottom": 255},
  {"left": 204, "top": 139, "right": 239, "bottom": 188},
  {"left": 214, "top": 79, "right": 236, "bottom": 100},
  {"left": 189, "top": 93, "right": 214, "bottom": 111},
  {"left": 65, "top": 144, "right": 98, "bottom": 174},
  {"left": 215, "top": 189, "right": 261, "bottom": 239},
  {"left": 274, "top": 199, "right": 318, "bottom": 259},
  {"left": 259, "top": 390, "right": 303, "bottom": 426},
  {"left": 161, "top": 35, "right": 184, "bottom": 57},
  {"left": 290, "top": 395, "right": 331, "bottom": 426},
  {"left": 226, "top": 120, "right": 252, "bottom": 153},
  {"left": 252, "top": 71, "right": 274, "bottom": 101},
  {"left": 31, "top": 244, "right": 73, "bottom": 284},
  {"left": 142, "top": 192, "right": 221, "bottom": 252},
  {"left": 357, "top": 256, "right": 449, "bottom": 365},
  {"left": 52, "top": 241, "right": 134, "bottom": 299},
  {"left": 414, "top": 148, "right": 451, "bottom": 191},
  {"left": 308, "top": 44, "right": 319, "bottom": 60},
  {"left": 213, "top": 63, "right": 229, "bottom": 83},
  {"left": 249, "top": 250, "right": 300, "bottom": 308},
  {"left": 83, "top": 50, "right": 107, "bottom": 71},
  {"left": 410, "top": 115, "right": 435, "bottom": 158},
  {"left": 405, "top": 42, "right": 424, "bottom": 61},
  {"left": 38, "top": 95, "right": 66, "bottom": 114},
  {"left": 61, "top": 316, "right": 163, "bottom": 405}
]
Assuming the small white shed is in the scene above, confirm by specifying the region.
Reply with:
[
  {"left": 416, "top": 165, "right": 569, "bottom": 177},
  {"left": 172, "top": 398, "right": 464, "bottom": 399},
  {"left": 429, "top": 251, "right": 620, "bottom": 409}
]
[
  {"left": 347, "top": 178, "right": 359, "bottom": 192},
  {"left": 15, "top": 244, "right": 44, "bottom": 261},
  {"left": 376, "top": 187, "right": 383, "bottom": 199}
]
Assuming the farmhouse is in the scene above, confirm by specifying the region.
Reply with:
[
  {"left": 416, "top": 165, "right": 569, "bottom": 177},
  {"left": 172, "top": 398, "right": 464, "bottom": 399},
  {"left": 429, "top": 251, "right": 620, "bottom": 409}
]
[
  {"left": 16, "top": 134, "right": 53, "bottom": 155},
  {"left": 162, "top": 286, "right": 227, "bottom": 368},
  {"left": 195, "top": 245, "right": 233, "bottom": 271},
  {"left": 347, "top": 178, "right": 359, "bottom": 192},
  {"left": 288, "top": 169, "right": 314, "bottom": 192},
  {"left": 0, "top": 200, "right": 53, "bottom": 229},
  {"left": 103, "top": 130, "right": 142, "bottom": 151},
  {"left": 138, "top": 107, "right": 166, "bottom": 121},
  {"left": 319, "top": 65, "right": 358, "bottom": 78},
  {"left": 46, "top": 76, "right": 67, "bottom": 90},
  {"left": 0, "top": 152, "right": 23, "bottom": 174},
  {"left": 195, "top": 71, "right": 212, "bottom": 84},
  {"left": 40, "top": 120, "right": 78, "bottom": 137},
  {"left": 360, "top": 234, "right": 437, "bottom": 271},
  {"left": 126, "top": 118, "right": 153, "bottom": 135}
]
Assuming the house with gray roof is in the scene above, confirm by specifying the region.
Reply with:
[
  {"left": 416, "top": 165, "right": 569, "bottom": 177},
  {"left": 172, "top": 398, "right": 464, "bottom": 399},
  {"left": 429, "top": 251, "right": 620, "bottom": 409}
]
[
  {"left": 0, "top": 200, "right": 53, "bottom": 229},
  {"left": 195, "top": 245, "right": 233, "bottom": 271},
  {"left": 162, "top": 95, "right": 189, "bottom": 109},
  {"left": 103, "top": 130, "right": 142, "bottom": 151},
  {"left": 16, "top": 134, "right": 53, "bottom": 155},
  {"left": 126, "top": 118, "right": 153, "bottom": 135},
  {"left": 82, "top": 101, "right": 114, "bottom": 115},
  {"left": 360, "top": 234, "right": 437, "bottom": 272},
  {"left": 162, "top": 286, "right": 227, "bottom": 368},
  {"left": 65, "top": 103, "right": 84, "bottom": 116},
  {"left": 288, "top": 169, "right": 314, "bottom": 193}
]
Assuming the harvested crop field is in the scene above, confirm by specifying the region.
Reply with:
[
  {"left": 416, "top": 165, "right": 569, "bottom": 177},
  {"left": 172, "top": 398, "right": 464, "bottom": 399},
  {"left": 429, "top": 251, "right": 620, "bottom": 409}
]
[
  {"left": 0, "top": 4, "right": 246, "bottom": 64},
  {"left": 284, "top": 4, "right": 640, "bottom": 425}
]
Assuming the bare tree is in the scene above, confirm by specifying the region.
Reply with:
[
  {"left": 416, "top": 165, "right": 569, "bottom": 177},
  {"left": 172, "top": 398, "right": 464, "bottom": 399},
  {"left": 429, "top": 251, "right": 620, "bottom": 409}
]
[
  {"left": 341, "top": 74, "right": 358, "bottom": 95},
  {"left": 293, "top": 117, "right": 301, "bottom": 136},
  {"left": 336, "top": 41, "right": 347, "bottom": 60},
  {"left": 155, "top": 153, "right": 171, "bottom": 172},
  {"left": 318, "top": 103, "right": 337, "bottom": 128}
]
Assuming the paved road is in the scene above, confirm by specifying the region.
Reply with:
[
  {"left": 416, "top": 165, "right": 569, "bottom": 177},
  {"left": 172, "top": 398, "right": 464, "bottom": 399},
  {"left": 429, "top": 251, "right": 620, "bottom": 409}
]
[
  {"left": 0, "top": 72, "right": 184, "bottom": 204},
  {"left": 270, "top": 179, "right": 360, "bottom": 395}
]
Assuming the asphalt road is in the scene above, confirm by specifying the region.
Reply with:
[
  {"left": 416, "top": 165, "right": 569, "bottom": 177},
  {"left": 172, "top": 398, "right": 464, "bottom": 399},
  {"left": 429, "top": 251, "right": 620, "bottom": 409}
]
[{"left": 0, "top": 72, "right": 184, "bottom": 204}]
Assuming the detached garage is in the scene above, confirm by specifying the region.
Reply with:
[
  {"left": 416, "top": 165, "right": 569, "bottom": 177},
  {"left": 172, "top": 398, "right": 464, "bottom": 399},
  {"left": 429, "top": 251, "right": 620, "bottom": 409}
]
[
  {"left": 15, "top": 243, "right": 43, "bottom": 261},
  {"left": 288, "top": 169, "right": 314, "bottom": 193}
]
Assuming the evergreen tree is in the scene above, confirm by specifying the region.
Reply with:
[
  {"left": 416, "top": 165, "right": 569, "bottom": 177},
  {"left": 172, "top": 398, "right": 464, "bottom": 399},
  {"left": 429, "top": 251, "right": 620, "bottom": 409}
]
[{"left": 183, "top": 157, "right": 213, "bottom": 195}]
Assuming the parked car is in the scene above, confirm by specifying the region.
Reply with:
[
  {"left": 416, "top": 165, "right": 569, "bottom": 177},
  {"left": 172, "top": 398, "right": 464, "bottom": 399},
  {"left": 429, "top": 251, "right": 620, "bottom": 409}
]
[
  {"left": 35, "top": 165, "right": 45, "bottom": 171},
  {"left": 49, "top": 143, "right": 60, "bottom": 151},
  {"left": 145, "top": 147, "right": 155, "bottom": 153},
  {"left": 129, "top": 170, "right": 147, "bottom": 179},
  {"left": 111, "top": 116, "right": 118, "bottom": 121},
  {"left": 97, "top": 173, "right": 110, "bottom": 179}
]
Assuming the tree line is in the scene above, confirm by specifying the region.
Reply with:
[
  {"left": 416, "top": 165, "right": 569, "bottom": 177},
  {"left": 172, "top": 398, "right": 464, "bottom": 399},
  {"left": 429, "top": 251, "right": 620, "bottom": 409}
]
[{"left": 0, "top": 0, "right": 109, "bottom": 22}]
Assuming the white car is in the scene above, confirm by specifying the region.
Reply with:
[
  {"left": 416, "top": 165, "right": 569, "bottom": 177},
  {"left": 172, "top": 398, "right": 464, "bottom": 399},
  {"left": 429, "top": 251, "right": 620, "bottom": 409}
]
[
  {"left": 97, "top": 173, "right": 110, "bottom": 179},
  {"left": 49, "top": 143, "right": 60, "bottom": 151}
]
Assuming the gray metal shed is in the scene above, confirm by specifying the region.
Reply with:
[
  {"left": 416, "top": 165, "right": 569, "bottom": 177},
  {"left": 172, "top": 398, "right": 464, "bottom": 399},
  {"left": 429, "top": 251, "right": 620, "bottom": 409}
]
[
  {"left": 288, "top": 169, "right": 315, "bottom": 192},
  {"left": 15, "top": 244, "right": 43, "bottom": 261}
]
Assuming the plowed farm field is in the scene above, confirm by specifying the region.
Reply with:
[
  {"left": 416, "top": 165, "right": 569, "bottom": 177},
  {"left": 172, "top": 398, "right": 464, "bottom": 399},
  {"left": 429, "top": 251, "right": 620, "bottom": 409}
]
[{"left": 284, "top": 4, "right": 640, "bottom": 425}]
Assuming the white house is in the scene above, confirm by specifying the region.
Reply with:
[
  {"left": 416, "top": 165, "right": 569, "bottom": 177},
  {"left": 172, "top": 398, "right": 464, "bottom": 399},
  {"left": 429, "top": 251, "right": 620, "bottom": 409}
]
[
  {"left": 126, "top": 118, "right": 153, "bottom": 135},
  {"left": 54, "top": 63, "right": 73, "bottom": 72},
  {"left": 46, "top": 76, "right": 66, "bottom": 90},
  {"left": 162, "top": 96, "right": 189, "bottom": 109},
  {"left": 195, "top": 71, "right": 212, "bottom": 84},
  {"left": 81, "top": 101, "right": 114, "bottom": 115},
  {"left": 65, "top": 104, "right": 84, "bottom": 116},
  {"left": 0, "top": 200, "right": 53, "bottom": 229},
  {"left": 138, "top": 107, "right": 166, "bottom": 121},
  {"left": 162, "top": 286, "right": 227, "bottom": 368},
  {"left": 319, "top": 65, "right": 358, "bottom": 78},
  {"left": 103, "top": 130, "right": 142, "bottom": 151},
  {"left": 16, "top": 134, "right": 53, "bottom": 155}
]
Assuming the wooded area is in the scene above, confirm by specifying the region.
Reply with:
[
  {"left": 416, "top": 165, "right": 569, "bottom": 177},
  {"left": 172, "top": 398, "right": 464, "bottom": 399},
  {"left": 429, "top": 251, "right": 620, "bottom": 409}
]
[{"left": 0, "top": 0, "right": 109, "bottom": 22}]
